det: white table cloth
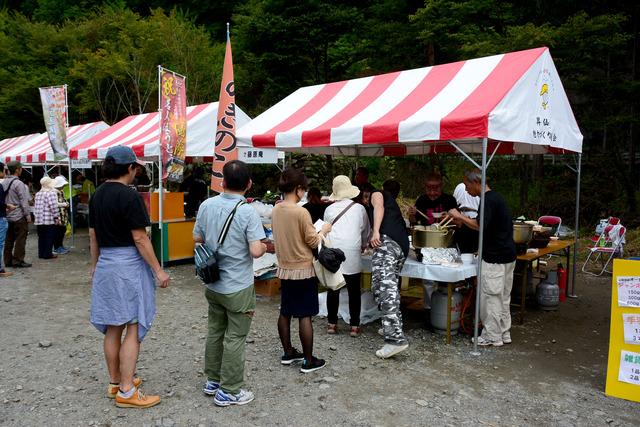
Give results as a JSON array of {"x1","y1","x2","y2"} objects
[{"x1": 361, "y1": 253, "x2": 477, "y2": 282}]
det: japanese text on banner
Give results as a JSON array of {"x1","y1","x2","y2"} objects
[
  {"x1": 39, "y1": 86, "x2": 68, "y2": 155},
  {"x1": 159, "y1": 70, "x2": 187, "y2": 183},
  {"x1": 617, "y1": 276, "x2": 640, "y2": 307},
  {"x1": 211, "y1": 30, "x2": 237, "y2": 192}
]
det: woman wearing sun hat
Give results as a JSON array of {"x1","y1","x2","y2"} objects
[
  {"x1": 52, "y1": 175, "x2": 70, "y2": 254},
  {"x1": 323, "y1": 175, "x2": 371, "y2": 337},
  {"x1": 33, "y1": 176, "x2": 60, "y2": 259}
]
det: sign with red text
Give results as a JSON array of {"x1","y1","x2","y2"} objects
[
  {"x1": 618, "y1": 276, "x2": 640, "y2": 307},
  {"x1": 159, "y1": 69, "x2": 187, "y2": 183}
]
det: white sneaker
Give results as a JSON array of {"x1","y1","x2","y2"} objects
[
  {"x1": 375, "y1": 343, "x2": 409, "y2": 359},
  {"x1": 213, "y1": 389, "x2": 254, "y2": 406},
  {"x1": 502, "y1": 332, "x2": 512, "y2": 344},
  {"x1": 472, "y1": 336, "x2": 503, "y2": 347}
]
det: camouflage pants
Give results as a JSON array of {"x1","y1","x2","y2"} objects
[{"x1": 372, "y1": 235, "x2": 408, "y2": 345}]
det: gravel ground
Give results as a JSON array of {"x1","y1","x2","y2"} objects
[{"x1": 1, "y1": 231, "x2": 639, "y2": 427}]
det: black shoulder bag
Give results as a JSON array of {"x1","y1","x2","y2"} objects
[
  {"x1": 194, "y1": 200, "x2": 245, "y2": 284},
  {"x1": 316, "y1": 201, "x2": 357, "y2": 273}
]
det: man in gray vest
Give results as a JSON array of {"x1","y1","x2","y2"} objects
[{"x1": 3, "y1": 161, "x2": 32, "y2": 268}]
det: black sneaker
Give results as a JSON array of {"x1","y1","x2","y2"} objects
[
  {"x1": 281, "y1": 348, "x2": 305, "y2": 365},
  {"x1": 13, "y1": 261, "x2": 31, "y2": 268},
  {"x1": 300, "y1": 357, "x2": 326, "y2": 373}
]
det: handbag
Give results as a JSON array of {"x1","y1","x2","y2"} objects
[
  {"x1": 194, "y1": 200, "x2": 245, "y2": 284},
  {"x1": 313, "y1": 201, "x2": 357, "y2": 290},
  {"x1": 313, "y1": 236, "x2": 346, "y2": 291},
  {"x1": 316, "y1": 201, "x2": 356, "y2": 272}
]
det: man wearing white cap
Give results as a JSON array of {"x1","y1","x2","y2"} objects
[{"x1": 53, "y1": 176, "x2": 70, "y2": 254}]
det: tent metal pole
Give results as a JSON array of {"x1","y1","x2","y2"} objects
[
  {"x1": 472, "y1": 137, "x2": 488, "y2": 356},
  {"x1": 569, "y1": 153, "x2": 581, "y2": 298},
  {"x1": 486, "y1": 142, "x2": 501, "y2": 169},
  {"x1": 449, "y1": 141, "x2": 481, "y2": 169},
  {"x1": 159, "y1": 159, "x2": 164, "y2": 268},
  {"x1": 67, "y1": 158, "x2": 75, "y2": 248}
]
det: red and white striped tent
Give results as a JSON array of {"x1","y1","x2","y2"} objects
[
  {"x1": 237, "y1": 47, "x2": 584, "y2": 353},
  {"x1": 2, "y1": 121, "x2": 109, "y2": 164},
  {"x1": 69, "y1": 102, "x2": 251, "y2": 160},
  {"x1": 0, "y1": 133, "x2": 42, "y2": 160},
  {"x1": 237, "y1": 47, "x2": 582, "y2": 155}
]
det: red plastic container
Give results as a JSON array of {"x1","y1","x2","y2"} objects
[{"x1": 557, "y1": 263, "x2": 567, "y2": 302}]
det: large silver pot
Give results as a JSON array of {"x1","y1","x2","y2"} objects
[
  {"x1": 412, "y1": 226, "x2": 455, "y2": 248},
  {"x1": 513, "y1": 222, "x2": 534, "y2": 244}
]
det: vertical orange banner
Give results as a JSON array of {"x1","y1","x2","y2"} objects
[
  {"x1": 159, "y1": 69, "x2": 187, "y2": 183},
  {"x1": 211, "y1": 29, "x2": 237, "y2": 192}
]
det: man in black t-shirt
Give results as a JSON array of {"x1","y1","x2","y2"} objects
[
  {"x1": 448, "y1": 169, "x2": 516, "y2": 347},
  {"x1": 409, "y1": 172, "x2": 457, "y2": 226},
  {"x1": 369, "y1": 180, "x2": 409, "y2": 359},
  {"x1": 302, "y1": 187, "x2": 327, "y2": 223}
]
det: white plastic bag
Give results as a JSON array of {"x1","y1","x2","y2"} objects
[{"x1": 313, "y1": 237, "x2": 346, "y2": 291}]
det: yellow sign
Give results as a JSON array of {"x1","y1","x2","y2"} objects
[{"x1": 605, "y1": 259, "x2": 640, "y2": 402}]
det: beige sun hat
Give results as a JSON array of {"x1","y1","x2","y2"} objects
[
  {"x1": 40, "y1": 176, "x2": 55, "y2": 191},
  {"x1": 329, "y1": 175, "x2": 360, "y2": 201}
]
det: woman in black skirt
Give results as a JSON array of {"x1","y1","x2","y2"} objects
[{"x1": 271, "y1": 169, "x2": 332, "y2": 373}]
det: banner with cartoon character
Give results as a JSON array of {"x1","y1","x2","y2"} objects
[
  {"x1": 39, "y1": 85, "x2": 68, "y2": 155},
  {"x1": 211, "y1": 26, "x2": 237, "y2": 192},
  {"x1": 159, "y1": 68, "x2": 187, "y2": 183}
]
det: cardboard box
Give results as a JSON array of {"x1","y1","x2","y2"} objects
[{"x1": 255, "y1": 278, "x2": 280, "y2": 297}]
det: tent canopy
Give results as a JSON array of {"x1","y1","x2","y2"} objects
[
  {"x1": 2, "y1": 121, "x2": 109, "y2": 164},
  {"x1": 237, "y1": 47, "x2": 582, "y2": 156},
  {"x1": 0, "y1": 133, "x2": 42, "y2": 160},
  {"x1": 70, "y1": 102, "x2": 251, "y2": 160}
]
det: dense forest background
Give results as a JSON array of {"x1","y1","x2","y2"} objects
[{"x1": 0, "y1": 0, "x2": 638, "y2": 227}]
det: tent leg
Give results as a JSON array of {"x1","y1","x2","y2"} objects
[
  {"x1": 68, "y1": 159, "x2": 74, "y2": 248},
  {"x1": 569, "y1": 153, "x2": 581, "y2": 298},
  {"x1": 472, "y1": 137, "x2": 488, "y2": 356}
]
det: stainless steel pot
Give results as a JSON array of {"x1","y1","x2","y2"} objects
[
  {"x1": 412, "y1": 226, "x2": 455, "y2": 248},
  {"x1": 513, "y1": 222, "x2": 534, "y2": 244}
]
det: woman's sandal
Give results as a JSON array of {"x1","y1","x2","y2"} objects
[
  {"x1": 350, "y1": 326, "x2": 361, "y2": 337},
  {"x1": 327, "y1": 323, "x2": 337, "y2": 334}
]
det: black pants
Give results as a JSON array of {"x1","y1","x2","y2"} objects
[
  {"x1": 53, "y1": 225, "x2": 66, "y2": 249},
  {"x1": 37, "y1": 225, "x2": 57, "y2": 259},
  {"x1": 327, "y1": 273, "x2": 361, "y2": 326},
  {"x1": 455, "y1": 225, "x2": 479, "y2": 253}
]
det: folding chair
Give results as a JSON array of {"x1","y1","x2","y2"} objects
[
  {"x1": 590, "y1": 217, "x2": 620, "y2": 245},
  {"x1": 538, "y1": 215, "x2": 562, "y2": 236},
  {"x1": 582, "y1": 224, "x2": 626, "y2": 276}
]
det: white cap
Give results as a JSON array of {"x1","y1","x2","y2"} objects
[{"x1": 53, "y1": 176, "x2": 68, "y2": 188}]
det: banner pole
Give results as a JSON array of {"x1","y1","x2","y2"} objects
[
  {"x1": 64, "y1": 84, "x2": 69, "y2": 128},
  {"x1": 68, "y1": 158, "x2": 74, "y2": 248},
  {"x1": 157, "y1": 65, "x2": 164, "y2": 267}
]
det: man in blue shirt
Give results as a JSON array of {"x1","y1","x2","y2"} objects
[{"x1": 193, "y1": 160, "x2": 266, "y2": 406}]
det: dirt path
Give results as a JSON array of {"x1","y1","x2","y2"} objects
[{"x1": 1, "y1": 231, "x2": 639, "y2": 426}]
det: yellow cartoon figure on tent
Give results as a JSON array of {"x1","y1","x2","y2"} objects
[{"x1": 540, "y1": 83, "x2": 550, "y2": 110}]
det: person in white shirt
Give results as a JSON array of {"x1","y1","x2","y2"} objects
[
  {"x1": 453, "y1": 181, "x2": 480, "y2": 219},
  {"x1": 323, "y1": 175, "x2": 371, "y2": 337},
  {"x1": 453, "y1": 176, "x2": 480, "y2": 253}
]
